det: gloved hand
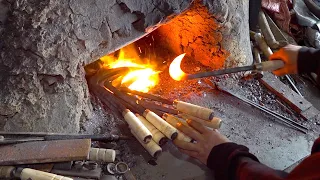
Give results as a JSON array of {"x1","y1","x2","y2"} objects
[
  {"x1": 173, "y1": 120, "x2": 230, "y2": 165},
  {"x1": 269, "y1": 45, "x2": 302, "y2": 76}
]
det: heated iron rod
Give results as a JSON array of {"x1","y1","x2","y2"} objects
[
  {"x1": 119, "y1": 87, "x2": 174, "y2": 105},
  {"x1": 104, "y1": 82, "x2": 146, "y2": 114},
  {"x1": 138, "y1": 100, "x2": 178, "y2": 115}
]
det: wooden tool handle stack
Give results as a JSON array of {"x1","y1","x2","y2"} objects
[{"x1": 128, "y1": 99, "x2": 222, "y2": 159}]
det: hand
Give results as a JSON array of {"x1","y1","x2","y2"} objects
[
  {"x1": 269, "y1": 45, "x2": 302, "y2": 76},
  {"x1": 173, "y1": 120, "x2": 230, "y2": 165}
]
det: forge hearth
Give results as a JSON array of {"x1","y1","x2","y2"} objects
[{"x1": 0, "y1": 0, "x2": 252, "y2": 133}]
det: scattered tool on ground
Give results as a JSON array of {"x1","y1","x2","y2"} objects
[{"x1": 218, "y1": 86, "x2": 308, "y2": 133}]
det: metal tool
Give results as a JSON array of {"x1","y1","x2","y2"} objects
[
  {"x1": 0, "y1": 132, "x2": 130, "y2": 143},
  {"x1": 169, "y1": 53, "x2": 284, "y2": 80},
  {"x1": 185, "y1": 61, "x2": 284, "y2": 80},
  {"x1": 220, "y1": 88, "x2": 308, "y2": 133},
  {"x1": 0, "y1": 137, "x2": 45, "y2": 145}
]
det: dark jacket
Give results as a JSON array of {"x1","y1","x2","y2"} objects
[{"x1": 207, "y1": 47, "x2": 320, "y2": 180}]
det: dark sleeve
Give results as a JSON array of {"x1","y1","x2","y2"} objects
[
  {"x1": 297, "y1": 47, "x2": 320, "y2": 75},
  {"x1": 207, "y1": 143, "x2": 287, "y2": 180},
  {"x1": 207, "y1": 138, "x2": 320, "y2": 180}
]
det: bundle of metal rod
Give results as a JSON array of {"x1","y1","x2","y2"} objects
[
  {"x1": 119, "y1": 87, "x2": 223, "y2": 128},
  {"x1": 227, "y1": 92, "x2": 308, "y2": 133},
  {"x1": 119, "y1": 87, "x2": 174, "y2": 105},
  {"x1": 89, "y1": 66, "x2": 224, "y2": 159}
]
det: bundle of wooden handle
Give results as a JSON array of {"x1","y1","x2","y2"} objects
[{"x1": 87, "y1": 67, "x2": 223, "y2": 158}]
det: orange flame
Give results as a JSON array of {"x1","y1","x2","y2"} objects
[
  {"x1": 169, "y1": 53, "x2": 187, "y2": 81},
  {"x1": 100, "y1": 45, "x2": 160, "y2": 93}
]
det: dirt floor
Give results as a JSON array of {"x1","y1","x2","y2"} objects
[{"x1": 82, "y1": 51, "x2": 320, "y2": 179}]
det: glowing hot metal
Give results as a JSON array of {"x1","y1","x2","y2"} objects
[{"x1": 169, "y1": 54, "x2": 284, "y2": 81}]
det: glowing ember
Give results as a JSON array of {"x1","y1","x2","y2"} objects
[
  {"x1": 169, "y1": 53, "x2": 187, "y2": 81},
  {"x1": 100, "y1": 47, "x2": 160, "y2": 93}
]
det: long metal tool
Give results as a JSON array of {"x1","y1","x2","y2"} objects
[
  {"x1": 169, "y1": 53, "x2": 284, "y2": 81},
  {"x1": 228, "y1": 92, "x2": 308, "y2": 133},
  {"x1": 0, "y1": 132, "x2": 130, "y2": 142},
  {"x1": 185, "y1": 61, "x2": 284, "y2": 80}
]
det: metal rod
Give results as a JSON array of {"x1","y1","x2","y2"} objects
[
  {"x1": 119, "y1": 87, "x2": 173, "y2": 105},
  {"x1": 0, "y1": 137, "x2": 45, "y2": 145},
  {"x1": 104, "y1": 82, "x2": 146, "y2": 114},
  {"x1": 240, "y1": 95, "x2": 308, "y2": 129},
  {"x1": 138, "y1": 100, "x2": 178, "y2": 115},
  {"x1": 285, "y1": 75, "x2": 303, "y2": 97},
  {"x1": 222, "y1": 89, "x2": 308, "y2": 130},
  {"x1": 186, "y1": 65, "x2": 255, "y2": 79},
  {"x1": 234, "y1": 95, "x2": 308, "y2": 133},
  {"x1": 44, "y1": 134, "x2": 130, "y2": 141}
]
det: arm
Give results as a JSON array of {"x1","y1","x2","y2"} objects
[
  {"x1": 173, "y1": 120, "x2": 288, "y2": 180},
  {"x1": 270, "y1": 45, "x2": 320, "y2": 79},
  {"x1": 297, "y1": 47, "x2": 320, "y2": 77},
  {"x1": 207, "y1": 142, "x2": 287, "y2": 180}
]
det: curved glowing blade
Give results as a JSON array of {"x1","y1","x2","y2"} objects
[{"x1": 169, "y1": 53, "x2": 187, "y2": 81}]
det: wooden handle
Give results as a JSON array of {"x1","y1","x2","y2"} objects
[
  {"x1": 178, "y1": 114, "x2": 222, "y2": 129},
  {"x1": 20, "y1": 168, "x2": 73, "y2": 180},
  {"x1": 162, "y1": 114, "x2": 192, "y2": 142},
  {"x1": 143, "y1": 110, "x2": 178, "y2": 140},
  {"x1": 136, "y1": 115, "x2": 167, "y2": 146},
  {"x1": 123, "y1": 110, "x2": 152, "y2": 143},
  {"x1": 131, "y1": 130, "x2": 162, "y2": 158},
  {"x1": 0, "y1": 166, "x2": 14, "y2": 178},
  {"x1": 261, "y1": 60, "x2": 285, "y2": 72},
  {"x1": 174, "y1": 100, "x2": 214, "y2": 120},
  {"x1": 88, "y1": 148, "x2": 116, "y2": 163}
]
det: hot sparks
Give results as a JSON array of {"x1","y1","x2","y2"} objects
[{"x1": 100, "y1": 46, "x2": 160, "y2": 93}]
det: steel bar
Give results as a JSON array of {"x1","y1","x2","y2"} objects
[
  {"x1": 119, "y1": 87, "x2": 173, "y2": 105},
  {"x1": 92, "y1": 85, "x2": 125, "y2": 116},
  {"x1": 0, "y1": 137, "x2": 45, "y2": 145},
  {"x1": 232, "y1": 92, "x2": 307, "y2": 129},
  {"x1": 186, "y1": 65, "x2": 254, "y2": 79},
  {"x1": 285, "y1": 75, "x2": 303, "y2": 97},
  {"x1": 104, "y1": 82, "x2": 145, "y2": 114},
  {"x1": 138, "y1": 100, "x2": 178, "y2": 115},
  {"x1": 234, "y1": 95, "x2": 308, "y2": 133},
  {"x1": 91, "y1": 67, "x2": 131, "y2": 85},
  {"x1": 44, "y1": 134, "x2": 130, "y2": 141}
]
